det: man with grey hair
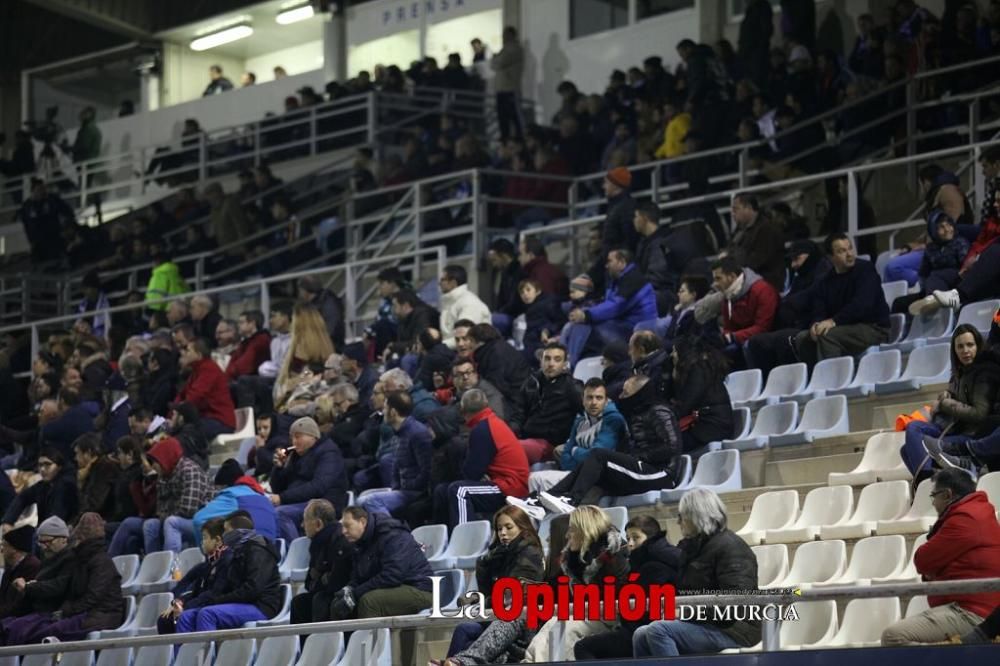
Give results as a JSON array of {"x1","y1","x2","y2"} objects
[
  {"x1": 380, "y1": 367, "x2": 438, "y2": 423},
  {"x1": 432, "y1": 388, "x2": 529, "y2": 530},
  {"x1": 633, "y1": 487, "x2": 760, "y2": 657},
  {"x1": 290, "y1": 498, "x2": 354, "y2": 625},
  {"x1": 212, "y1": 319, "x2": 238, "y2": 371},
  {"x1": 537, "y1": 374, "x2": 681, "y2": 516},
  {"x1": 330, "y1": 383, "x2": 370, "y2": 456},
  {"x1": 166, "y1": 299, "x2": 190, "y2": 327},
  {"x1": 189, "y1": 294, "x2": 222, "y2": 347}
]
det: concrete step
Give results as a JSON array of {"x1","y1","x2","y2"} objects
[{"x1": 765, "y1": 451, "x2": 864, "y2": 487}]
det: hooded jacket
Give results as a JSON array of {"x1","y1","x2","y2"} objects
[
  {"x1": 145, "y1": 261, "x2": 189, "y2": 310},
  {"x1": 440, "y1": 284, "x2": 492, "y2": 348},
  {"x1": 508, "y1": 371, "x2": 582, "y2": 446},
  {"x1": 721, "y1": 268, "x2": 779, "y2": 344},
  {"x1": 56, "y1": 538, "x2": 125, "y2": 631},
  {"x1": 920, "y1": 211, "x2": 971, "y2": 277},
  {"x1": 938, "y1": 349, "x2": 1000, "y2": 436},
  {"x1": 186, "y1": 529, "x2": 283, "y2": 618},
  {"x1": 270, "y1": 437, "x2": 348, "y2": 514},
  {"x1": 78, "y1": 456, "x2": 120, "y2": 520},
  {"x1": 616, "y1": 379, "x2": 681, "y2": 478},
  {"x1": 472, "y1": 338, "x2": 533, "y2": 409},
  {"x1": 915, "y1": 490, "x2": 1000, "y2": 617},
  {"x1": 464, "y1": 407, "x2": 530, "y2": 498},
  {"x1": 175, "y1": 358, "x2": 236, "y2": 429},
  {"x1": 622, "y1": 533, "x2": 682, "y2": 632},
  {"x1": 676, "y1": 529, "x2": 761, "y2": 646},
  {"x1": 148, "y1": 437, "x2": 212, "y2": 519},
  {"x1": 560, "y1": 401, "x2": 629, "y2": 470},
  {"x1": 391, "y1": 416, "x2": 434, "y2": 493},
  {"x1": 585, "y1": 263, "x2": 658, "y2": 328},
  {"x1": 672, "y1": 363, "x2": 735, "y2": 447},
  {"x1": 350, "y1": 512, "x2": 434, "y2": 600},
  {"x1": 192, "y1": 476, "x2": 278, "y2": 544}
]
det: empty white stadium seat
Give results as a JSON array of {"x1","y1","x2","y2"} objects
[
  {"x1": 781, "y1": 600, "x2": 839, "y2": 650},
  {"x1": 279, "y1": 536, "x2": 311, "y2": 582},
  {"x1": 725, "y1": 369, "x2": 763, "y2": 405},
  {"x1": 769, "y1": 395, "x2": 849, "y2": 447},
  {"x1": 112, "y1": 554, "x2": 139, "y2": 589},
  {"x1": 746, "y1": 363, "x2": 808, "y2": 409},
  {"x1": 135, "y1": 645, "x2": 172, "y2": 666},
  {"x1": 819, "y1": 480, "x2": 911, "y2": 540},
  {"x1": 174, "y1": 642, "x2": 213, "y2": 666},
  {"x1": 929, "y1": 299, "x2": 999, "y2": 343},
  {"x1": 876, "y1": 343, "x2": 951, "y2": 394},
  {"x1": 730, "y1": 407, "x2": 752, "y2": 440},
  {"x1": 296, "y1": 632, "x2": 344, "y2": 666},
  {"x1": 177, "y1": 547, "x2": 205, "y2": 578},
  {"x1": 751, "y1": 544, "x2": 789, "y2": 588},
  {"x1": 886, "y1": 308, "x2": 954, "y2": 353},
  {"x1": 828, "y1": 431, "x2": 911, "y2": 486},
  {"x1": 123, "y1": 550, "x2": 173, "y2": 595},
  {"x1": 428, "y1": 520, "x2": 491, "y2": 570},
  {"x1": 661, "y1": 450, "x2": 742, "y2": 502},
  {"x1": 775, "y1": 540, "x2": 847, "y2": 588},
  {"x1": 813, "y1": 535, "x2": 908, "y2": 587},
  {"x1": 735, "y1": 490, "x2": 799, "y2": 545},
  {"x1": 604, "y1": 506, "x2": 628, "y2": 532},
  {"x1": 372, "y1": 627, "x2": 393, "y2": 666},
  {"x1": 573, "y1": 357, "x2": 604, "y2": 382},
  {"x1": 831, "y1": 349, "x2": 901, "y2": 398},
  {"x1": 872, "y1": 533, "x2": 927, "y2": 584},
  {"x1": 337, "y1": 630, "x2": 374, "y2": 666},
  {"x1": 886, "y1": 313, "x2": 907, "y2": 345},
  {"x1": 905, "y1": 595, "x2": 930, "y2": 618},
  {"x1": 215, "y1": 638, "x2": 255, "y2": 666},
  {"x1": 882, "y1": 280, "x2": 909, "y2": 308},
  {"x1": 978, "y1": 471, "x2": 1000, "y2": 510},
  {"x1": 723, "y1": 402, "x2": 798, "y2": 451},
  {"x1": 101, "y1": 592, "x2": 171, "y2": 638},
  {"x1": 95, "y1": 648, "x2": 131, "y2": 666},
  {"x1": 823, "y1": 597, "x2": 901, "y2": 648},
  {"x1": 88, "y1": 595, "x2": 135, "y2": 639},
  {"x1": 876, "y1": 478, "x2": 937, "y2": 535},
  {"x1": 420, "y1": 568, "x2": 464, "y2": 615},
  {"x1": 212, "y1": 406, "x2": 255, "y2": 451},
  {"x1": 765, "y1": 485, "x2": 854, "y2": 543},
  {"x1": 257, "y1": 636, "x2": 299, "y2": 666},
  {"x1": 412, "y1": 524, "x2": 449, "y2": 561},
  {"x1": 788, "y1": 356, "x2": 855, "y2": 402},
  {"x1": 55, "y1": 653, "x2": 94, "y2": 666}
]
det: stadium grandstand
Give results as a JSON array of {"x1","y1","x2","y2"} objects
[{"x1": 0, "y1": 0, "x2": 999, "y2": 664}]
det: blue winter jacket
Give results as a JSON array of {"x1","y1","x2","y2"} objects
[
  {"x1": 584, "y1": 263, "x2": 658, "y2": 327},
  {"x1": 390, "y1": 417, "x2": 434, "y2": 493},
  {"x1": 192, "y1": 476, "x2": 278, "y2": 545},
  {"x1": 560, "y1": 401, "x2": 629, "y2": 471}
]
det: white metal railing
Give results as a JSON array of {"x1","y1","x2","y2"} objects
[
  {"x1": 0, "y1": 577, "x2": 996, "y2": 658},
  {"x1": 0, "y1": 246, "x2": 448, "y2": 365},
  {"x1": 0, "y1": 86, "x2": 488, "y2": 220}
]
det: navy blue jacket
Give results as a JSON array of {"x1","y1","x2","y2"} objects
[
  {"x1": 390, "y1": 416, "x2": 433, "y2": 493},
  {"x1": 810, "y1": 260, "x2": 890, "y2": 329},
  {"x1": 350, "y1": 513, "x2": 433, "y2": 600},
  {"x1": 270, "y1": 437, "x2": 348, "y2": 515},
  {"x1": 41, "y1": 404, "x2": 94, "y2": 459}
]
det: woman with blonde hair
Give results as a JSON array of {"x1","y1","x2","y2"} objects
[
  {"x1": 439, "y1": 505, "x2": 628, "y2": 665},
  {"x1": 273, "y1": 304, "x2": 334, "y2": 407}
]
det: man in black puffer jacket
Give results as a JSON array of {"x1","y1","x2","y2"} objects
[
  {"x1": 176, "y1": 515, "x2": 282, "y2": 632},
  {"x1": 508, "y1": 342, "x2": 582, "y2": 464},
  {"x1": 633, "y1": 487, "x2": 760, "y2": 657},
  {"x1": 468, "y1": 323, "x2": 532, "y2": 412},
  {"x1": 330, "y1": 507, "x2": 434, "y2": 619},
  {"x1": 537, "y1": 374, "x2": 681, "y2": 514},
  {"x1": 291, "y1": 499, "x2": 354, "y2": 624}
]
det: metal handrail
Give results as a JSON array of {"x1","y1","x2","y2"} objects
[{"x1": 0, "y1": 577, "x2": 996, "y2": 657}]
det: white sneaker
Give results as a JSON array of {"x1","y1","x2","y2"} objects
[
  {"x1": 506, "y1": 495, "x2": 546, "y2": 521},
  {"x1": 908, "y1": 294, "x2": 937, "y2": 316},
  {"x1": 932, "y1": 289, "x2": 961, "y2": 311},
  {"x1": 539, "y1": 491, "x2": 577, "y2": 515}
]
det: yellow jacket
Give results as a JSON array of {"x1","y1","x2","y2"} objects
[{"x1": 654, "y1": 113, "x2": 692, "y2": 159}]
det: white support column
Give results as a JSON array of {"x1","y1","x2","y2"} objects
[{"x1": 323, "y1": 12, "x2": 348, "y2": 83}]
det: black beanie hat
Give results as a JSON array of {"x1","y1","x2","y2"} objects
[
  {"x1": 3, "y1": 525, "x2": 34, "y2": 553},
  {"x1": 214, "y1": 458, "x2": 244, "y2": 487}
]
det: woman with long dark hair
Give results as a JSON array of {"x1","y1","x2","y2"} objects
[
  {"x1": 670, "y1": 336, "x2": 735, "y2": 454},
  {"x1": 441, "y1": 505, "x2": 545, "y2": 658},
  {"x1": 902, "y1": 323, "x2": 1000, "y2": 480}
]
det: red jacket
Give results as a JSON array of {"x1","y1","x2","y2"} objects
[
  {"x1": 464, "y1": 407, "x2": 530, "y2": 499},
  {"x1": 226, "y1": 331, "x2": 272, "y2": 380},
  {"x1": 962, "y1": 216, "x2": 1000, "y2": 271},
  {"x1": 176, "y1": 358, "x2": 236, "y2": 429},
  {"x1": 722, "y1": 270, "x2": 779, "y2": 344},
  {"x1": 914, "y1": 490, "x2": 1000, "y2": 617}
]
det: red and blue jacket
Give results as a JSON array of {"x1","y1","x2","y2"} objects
[
  {"x1": 464, "y1": 407, "x2": 529, "y2": 498},
  {"x1": 192, "y1": 476, "x2": 278, "y2": 545}
]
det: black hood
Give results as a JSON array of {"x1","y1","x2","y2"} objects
[{"x1": 616, "y1": 377, "x2": 662, "y2": 418}]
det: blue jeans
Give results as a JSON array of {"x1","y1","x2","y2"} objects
[
  {"x1": 900, "y1": 421, "x2": 968, "y2": 476},
  {"x1": 176, "y1": 603, "x2": 267, "y2": 632},
  {"x1": 884, "y1": 250, "x2": 924, "y2": 286},
  {"x1": 492, "y1": 313, "x2": 513, "y2": 337},
  {"x1": 448, "y1": 621, "x2": 487, "y2": 657},
  {"x1": 276, "y1": 502, "x2": 308, "y2": 543},
  {"x1": 632, "y1": 620, "x2": 741, "y2": 657},
  {"x1": 561, "y1": 320, "x2": 634, "y2": 367},
  {"x1": 143, "y1": 516, "x2": 195, "y2": 553},
  {"x1": 358, "y1": 489, "x2": 421, "y2": 517},
  {"x1": 109, "y1": 516, "x2": 144, "y2": 556},
  {"x1": 400, "y1": 353, "x2": 420, "y2": 380},
  {"x1": 352, "y1": 456, "x2": 394, "y2": 491}
]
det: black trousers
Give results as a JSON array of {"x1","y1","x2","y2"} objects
[
  {"x1": 959, "y1": 244, "x2": 1000, "y2": 302},
  {"x1": 496, "y1": 92, "x2": 523, "y2": 141},
  {"x1": 574, "y1": 626, "x2": 635, "y2": 660},
  {"x1": 745, "y1": 328, "x2": 801, "y2": 376},
  {"x1": 548, "y1": 448, "x2": 675, "y2": 505},
  {"x1": 290, "y1": 590, "x2": 333, "y2": 625}
]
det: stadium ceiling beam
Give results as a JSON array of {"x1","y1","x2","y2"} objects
[{"x1": 20, "y1": 0, "x2": 153, "y2": 40}]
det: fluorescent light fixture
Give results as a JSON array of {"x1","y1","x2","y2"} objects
[
  {"x1": 190, "y1": 23, "x2": 253, "y2": 51},
  {"x1": 276, "y1": 4, "x2": 315, "y2": 24}
]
